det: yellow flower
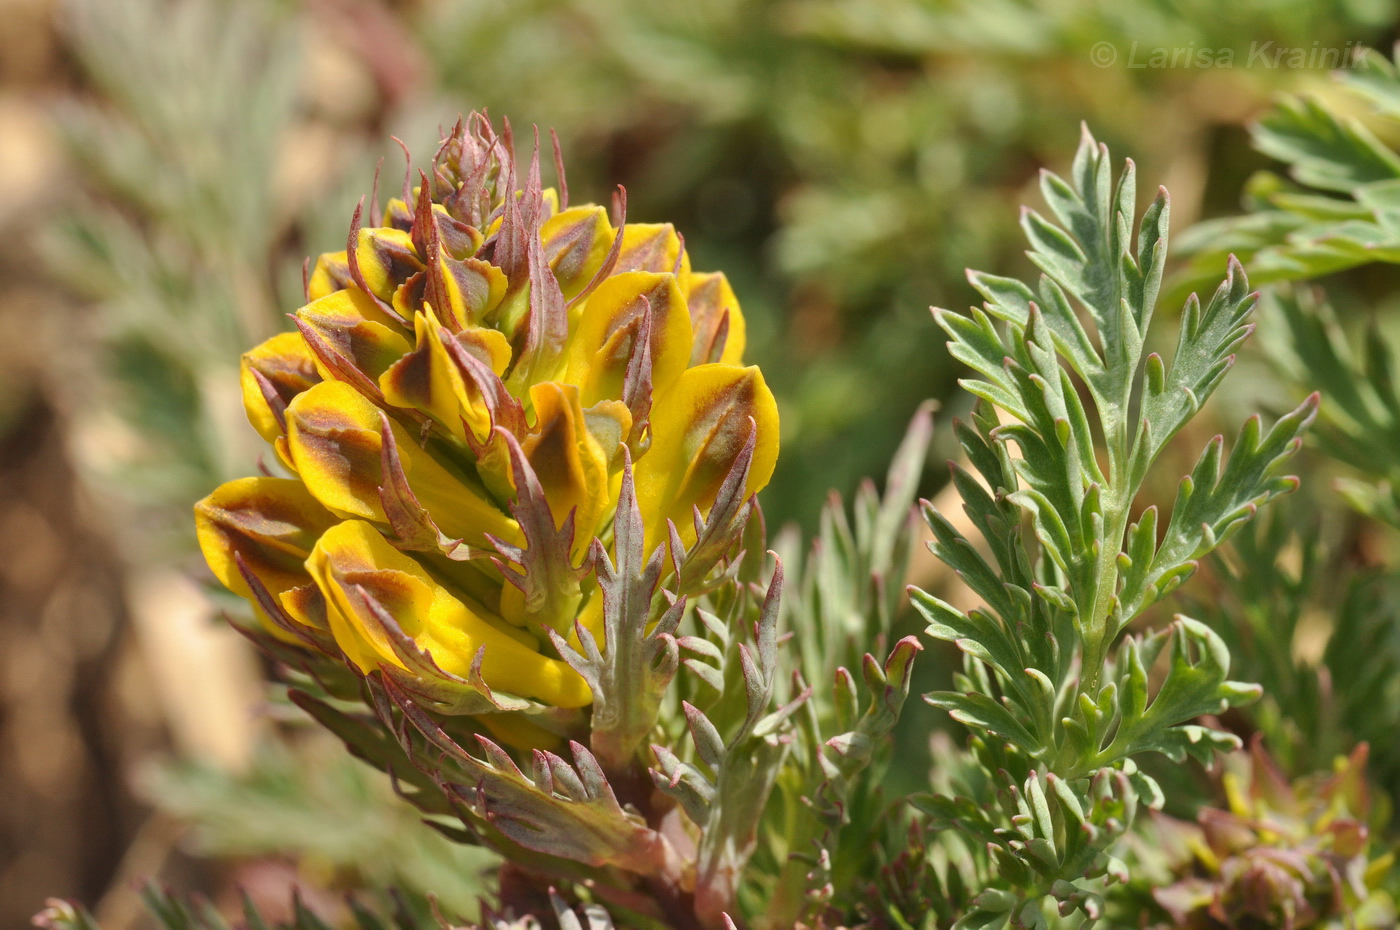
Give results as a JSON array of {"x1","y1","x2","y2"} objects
[
  {"x1": 195, "y1": 114, "x2": 779, "y2": 714},
  {"x1": 306, "y1": 520, "x2": 590, "y2": 707}
]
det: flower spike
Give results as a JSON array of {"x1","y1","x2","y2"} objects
[{"x1": 194, "y1": 111, "x2": 784, "y2": 929}]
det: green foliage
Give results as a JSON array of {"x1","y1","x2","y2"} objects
[
  {"x1": 1189, "y1": 58, "x2": 1400, "y2": 521},
  {"x1": 143, "y1": 735, "x2": 497, "y2": 920},
  {"x1": 910, "y1": 127, "x2": 1316, "y2": 924},
  {"x1": 221, "y1": 409, "x2": 933, "y2": 929},
  {"x1": 760, "y1": 406, "x2": 933, "y2": 925},
  {"x1": 32, "y1": 883, "x2": 615, "y2": 930},
  {"x1": 413, "y1": 0, "x2": 1396, "y2": 530},
  {"x1": 46, "y1": 0, "x2": 300, "y2": 536},
  {"x1": 1166, "y1": 38, "x2": 1400, "y2": 809},
  {"x1": 1174, "y1": 48, "x2": 1400, "y2": 299},
  {"x1": 34, "y1": 888, "x2": 341, "y2": 930},
  {"x1": 1183, "y1": 508, "x2": 1400, "y2": 786},
  {"x1": 46, "y1": 0, "x2": 392, "y2": 541},
  {"x1": 1263, "y1": 284, "x2": 1400, "y2": 526}
]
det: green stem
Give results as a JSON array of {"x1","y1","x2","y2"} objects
[{"x1": 1082, "y1": 427, "x2": 1133, "y2": 698}]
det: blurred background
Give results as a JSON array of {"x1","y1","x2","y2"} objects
[{"x1": 3, "y1": 0, "x2": 1399, "y2": 926}]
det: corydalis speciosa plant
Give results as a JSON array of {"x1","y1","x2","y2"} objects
[
  {"x1": 198, "y1": 112, "x2": 779, "y2": 719},
  {"x1": 191, "y1": 113, "x2": 928, "y2": 930},
  {"x1": 910, "y1": 127, "x2": 1319, "y2": 927},
  {"x1": 195, "y1": 112, "x2": 780, "y2": 921}
]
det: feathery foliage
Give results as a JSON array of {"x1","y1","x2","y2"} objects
[
  {"x1": 910, "y1": 127, "x2": 1317, "y2": 926},
  {"x1": 46, "y1": 0, "x2": 300, "y2": 525},
  {"x1": 1261, "y1": 284, "x2": 1400, "y2": 528},
  {"x1": 1174, "y1": 47, "x2": 1400, "y2": 299},
  {"x1": 1181, "y1": 509, "x2": 1400, "y2": 785},
  {"x1": 32, "y1": 884, "x2": 614, "y2": 930}
]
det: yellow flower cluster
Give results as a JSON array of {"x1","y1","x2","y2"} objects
[{"x1": 194, "y1": 118, "x2": 778, "y2": 710}]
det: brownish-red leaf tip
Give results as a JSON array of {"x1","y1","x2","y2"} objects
[
  {"x1": 550, "y1": 128, "x2": 568, "y2": 210},
  {"x1": 388, "y1": 136, "x2": 412, "y2": 204},
  {"x1": 893, "y1": 634, "x2": 924, "y2": 654}
]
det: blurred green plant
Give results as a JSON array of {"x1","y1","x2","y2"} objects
[
  {"x1": 1174, "y1": 48, "x2": 1400, "y2": 298},
  {"x1": 1164, "y1": 50, "x2": 1400, "y2": 526},
  {"x1": 143, "y1": 733, "x2": 497, "y2": 921},
  {"x1": 33, "y1": 882, "x2": 612, "y2": 930},
  {"x1": 46, "y1": 0, "x2": 301, "y2": 540},
  {"x1": 1180, "y1": 508, "x2": 1400, "y2": 786},
  {"x1": 407, "y1": 0, "x2": 1396, "y2": 528},
  {"x1": 1257, "y1": 284, "x2": 1400, "y2": 527},
  {"x1": 1166, "y1": 44, "x2": 1400, "y2": 808},
  {"x1": 42, "y1": 0, "x2": 498, "y2": 912},
  {"x1": 1121, "y1": 739, "x2": 1396, "y2": 929}
]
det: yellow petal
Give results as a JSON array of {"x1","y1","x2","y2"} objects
[
  {"x1": 308, "y1": 520, "x2": 591, "y2": 706},
  {"x1": 240, "y1": 332, "x2": 322, "y2": 443},
  {"x1": 572, "y1": 591, "x2": 606, "y2": 652},
  {"x1": 583, "y1": 399, "x2": 633, "y2": 471},
  {"x1": 443, "y1": 257, "x2": 509, "y2": 326},
  {"x1": 633, "y1": 364, "x2": 779, "y2": 552},
  {"x1": 685, "y1": 271, "x2": 746, "y2": 366},
  {"x1": 354, "y1": 226, "x2": 423, "y2": 303},
  {"x1": 616, "y1": 223, "x2": 690, "y2": 277},
  {"x1": 308, "y1": 250, "x2": 352, "y2": 301},
  {"x1": 563, "y1": 271, "x2": 693, "y2": 405},
  {"x1": 381, "y1": 197, "x2": 413, "y2": 230},
  {"x1": 284, "y1": 380, "x2": 518, "y2": 547},
  {"x1": 431, "y1": 203, "x2": 485, "y2": 259},
  {"x1": 274, "y1": 435, "x2": 296, "y2": 474},
  {"x1": 379, "y1": 310, "x2": 509, "y2": 444},
  {"x1": 391, "y1": 256, "x2": 508, "y2": 332},
  {"x1": 542, "y1": 205, "x2": 614, "y2": 299},
  {"x1": 297, "y1": 288, "x2": 412, "y2": 383},
  {"x1": 280, "y1": 582, "x2": 329, "y2": 632},
  {"x1": 457, "y1": 325, "x2": 513, "y2": 375},
  {"x1": 520, "y1": 381, "x2": 612, "y2": 561},
  {"x1": 477, "y1": 712, "x2": 565, "y2": 752},
  {"x1": 194, "y1": 476, "x2": 339, "y2": 637}
]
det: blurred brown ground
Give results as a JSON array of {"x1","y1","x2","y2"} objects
[{"x1": 0, "y1": 1, "x2": 169, "y2": 925}]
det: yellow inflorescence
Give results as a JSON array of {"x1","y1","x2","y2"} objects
[{"x1": 194, "y1": 120, "x2": 778, "y2": 709}]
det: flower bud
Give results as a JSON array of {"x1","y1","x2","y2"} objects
[
  {"x1": 634, "y1": 363, "x2": 779, "y2": 551},
  {"x1": 284, "y1": 380, "x2": 518, "y2": 547},
  {"x1": 616, "y1": 222, "x2": 689, "y2": 275},
  {"x1": 542, "y1": 205, "x2": 615, "y2": 299},
  {"x1": 379, "y1": 309, "x2": 511, "y2": 444},
  {"x1": 564, "y1": 271, "x2": 692, "y2": 406},
  {"x1": 308, "y1": 520, "x2": 591, "y2": 706},
  {"x1": 194, "y1": 477, "x2": 338, "y2": 638},
  {"x1": 518, "y1": 381, "x2": 611, "y2": 560},
  {"x1": 240, "y1": 332, "x2": 321, "y2": 443},
  {"x1": 297, "y1": 288, "x2": 412, "y2": 383},
  {"x1": 685, "y1": 271, "x2": 745, "y2": 366}
]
